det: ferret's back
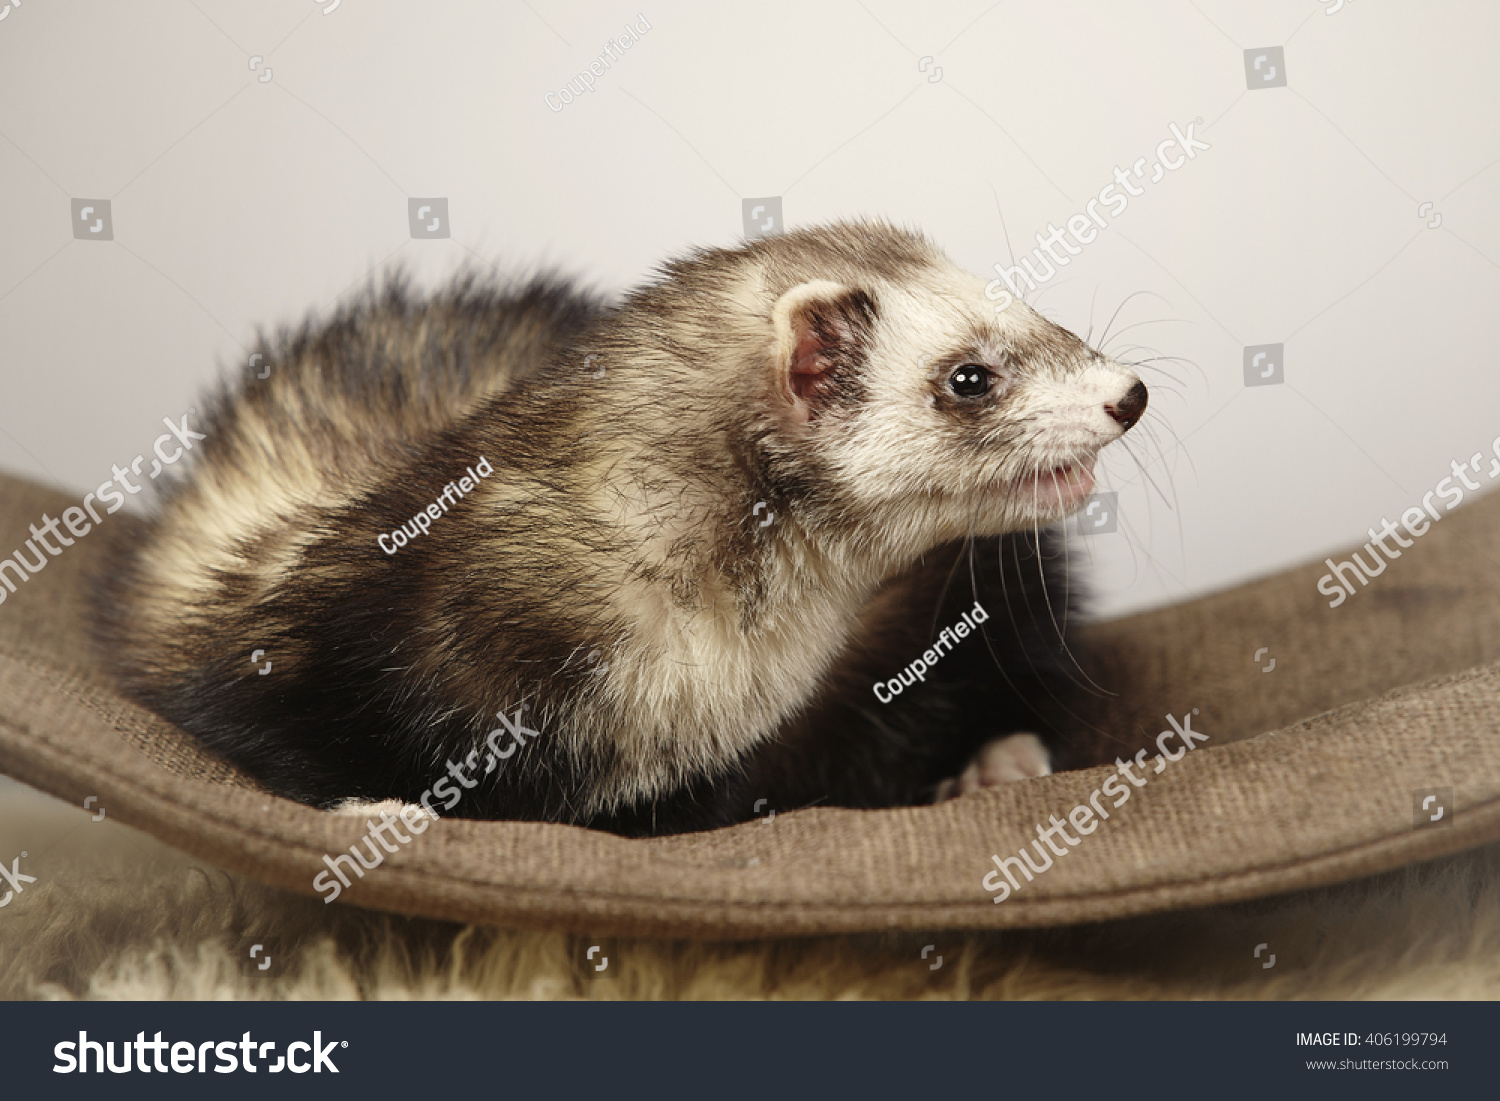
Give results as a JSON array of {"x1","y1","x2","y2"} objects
[{"x1": 90, "y1": 271, "x2": 602, "y2": 710}]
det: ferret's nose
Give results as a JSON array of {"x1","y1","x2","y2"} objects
[{"x1": 1105, "y1": 380, "x2": 1148, "y2": 432}]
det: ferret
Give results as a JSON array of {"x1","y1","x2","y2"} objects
[{"x1": 90, "y1": 220, "x2": 1147, "y2": 837}]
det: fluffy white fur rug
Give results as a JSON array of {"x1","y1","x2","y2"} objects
[{"x1": 3, "y1": 779, "x2": 1497, "y2": 1000}]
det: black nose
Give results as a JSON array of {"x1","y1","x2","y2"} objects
[{"x1": 1105, "y1": 380, "x2": 1148, "y2": 432}]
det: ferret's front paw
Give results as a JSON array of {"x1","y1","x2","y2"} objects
[
  {"x1": 328, "y1": 797, "x2": 428, "y2": 820},
  {"x1": 932, "y1": 732, "x2": 1051, "y2": 802}
]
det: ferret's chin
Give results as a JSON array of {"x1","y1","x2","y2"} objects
[
  {"x1": 988, "y1": 460, "x2": 1096, "y2": 519},
  {"x1": 1025, "y1": 461, "x2": 1097, "y2": 509}
]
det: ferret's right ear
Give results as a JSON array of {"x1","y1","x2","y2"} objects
[{"x1": 770, "y1": 280, "x2": 877, "y2": 425}]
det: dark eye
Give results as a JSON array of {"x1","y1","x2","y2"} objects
[{"x1": 948, "y1": 365, "x2": 990, "y2": 398}]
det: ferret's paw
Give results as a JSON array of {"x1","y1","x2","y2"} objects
[
  {"x1": 328, "y1": 797, "x2": 427, "y2": 819},
  {"x1": 933, "y1": 732, "x2": 1051, "y2": 802}
]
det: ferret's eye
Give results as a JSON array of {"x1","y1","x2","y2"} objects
[{"x1": 948, "y1": 365, "x2": 990, "y2": 398}]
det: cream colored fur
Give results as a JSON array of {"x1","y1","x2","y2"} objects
[{"x1": 4, "y1": 781, "x2": 1499, "y2": 1001}]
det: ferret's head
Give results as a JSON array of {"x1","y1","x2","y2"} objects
[{"x1": 734, "y1": 221, "x2": 1146, "y2": 559}]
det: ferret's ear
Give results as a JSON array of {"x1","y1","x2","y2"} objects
[{"x1": 770, "y1": 280, "x2": 877, "y2": 424}]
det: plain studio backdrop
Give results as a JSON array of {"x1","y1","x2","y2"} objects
[{"x1": 1, "y1": 0, "x2": 1498, "y2": 621}]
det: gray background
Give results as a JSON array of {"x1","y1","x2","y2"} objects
[{"x1": 2, "y1": 0, "x2": 1498, "y2": 619}]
